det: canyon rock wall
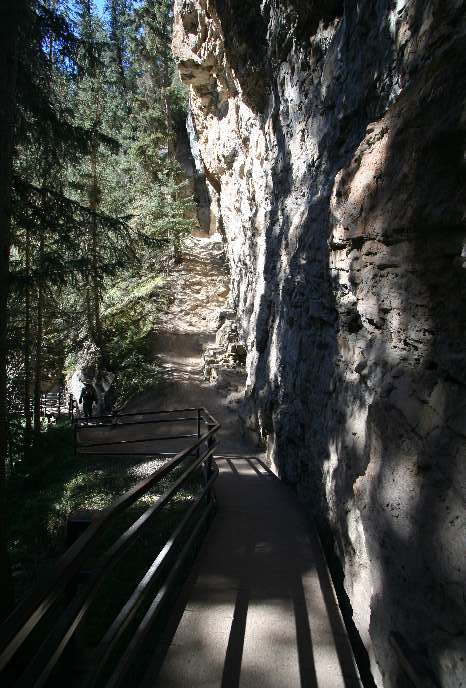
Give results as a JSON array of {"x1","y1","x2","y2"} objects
[
  {"x1": 173, "y1": 1, "x2": 466, "y2": 686},
  {"x1": 175, "y1": 117, "x2": 212, "y2": 233}
]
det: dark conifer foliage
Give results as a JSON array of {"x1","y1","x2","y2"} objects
[
  {"x1": 0, "y1": 0, "x2": 194, "y2": 606},
  {"x1": 0, "y1": 0, "x2": 30, "y2": 623}
]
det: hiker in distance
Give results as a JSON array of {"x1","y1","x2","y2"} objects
[{"x1": 79, "y1": 382, "x2": 97, "y2": 418}]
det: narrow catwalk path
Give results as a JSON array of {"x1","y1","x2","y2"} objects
[
  {"x1": 82, "y1": 234, "x2": 362, "y2": 687},
  {"x1": 144, "y1": 456, "x2": 362, "y2": 688}
]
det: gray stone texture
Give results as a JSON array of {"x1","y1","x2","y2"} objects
[
  {"x1": 173, "y1": 1, "x2": 466, "y2": 686},
  {"x1": 175, "y1": 115, "x2": 212, "y2": 233}
]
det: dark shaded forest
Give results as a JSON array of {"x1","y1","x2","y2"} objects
[{"x1": 0, "y1": 0, "x2": 194, "y2": 619}]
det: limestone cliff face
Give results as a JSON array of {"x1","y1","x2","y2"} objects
[{"x1": 173, "y1": 1, "x2": 466, "y2": 685}]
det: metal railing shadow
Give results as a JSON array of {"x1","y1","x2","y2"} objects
[{"x1": 0, "y1": 407, "x2": 220, "y2": 688}]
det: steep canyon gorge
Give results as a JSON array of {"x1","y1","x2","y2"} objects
[{"x1": 172, "y1": 1, "x2": 466, "y2": 686}]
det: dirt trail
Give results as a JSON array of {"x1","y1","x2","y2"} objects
[{"x1": 90, "y1": 233, "x2": 259, "y2": 457}]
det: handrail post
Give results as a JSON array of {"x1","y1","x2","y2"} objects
[
  {"x1": 65, "y1": 511, "x2": 96, "y2": 599},
  {"x1": 205, "y1": 421, "x2": 216, "y2": 503},
  {"x1": 62, "y1": 511, "x2": 98, "y2": 679},
  {"x1": 196, "y1": 408, "x2": 201, "y2": 460}
]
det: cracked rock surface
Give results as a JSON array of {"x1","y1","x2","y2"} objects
[{"x1": 173, "y1": 1, "x2": 466, "y2": 686}]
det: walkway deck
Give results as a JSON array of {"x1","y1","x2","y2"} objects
[{"x1": 143, "y1": 455, "x2": 362, "y2": 688}]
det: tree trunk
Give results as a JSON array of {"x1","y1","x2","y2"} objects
[
  {"x1": 90, "y1": 207, "x2": 103, "y2": 349},
  {"x1": 163, "y1": 71, "x2": 174, "y2": 151},
  {"x1": 90, "y1": 149, "x2": 102, "y2": 349},
  {"x1": 0, "y1": 0, "x2": 27, "y2": 622},
  {"x1": 85, "y1": 270, "x2": 93, "y2": 337},
  {"x1": 33, "y1": 229, "x2": 45, "y2": 438},
  {"x1": 32, "y1": 0, "x2": 56, "y2": 441},
  {"x1": 110, "y1": 0, "x2": 127, "y2": 92},
  {"x1": 24, "y1": 226, "x2": 32, "y2": 455},
  {"x1": 83, "y1": 0, "x2": 104, "y2": 354}
]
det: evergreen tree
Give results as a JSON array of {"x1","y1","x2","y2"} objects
[
  {"x1": 106, "y1": 0, "x2": 134, "y2": 97},
  {"x1": 130, "y1": 0, "x2": 193, "y2": 262},
  {"x1": 0, "y1": 0, "x2": 29, "y2": 624},
  {"x1": 11, "y1": 0, "x2": 91, "y2": 444},
  {"x1": 4, "y1": 0, "x2": 196, "y2": 464}
]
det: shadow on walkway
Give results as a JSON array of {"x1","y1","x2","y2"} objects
[{"x1": 142, "y1": 456, "x2": 362, "y2": 688}]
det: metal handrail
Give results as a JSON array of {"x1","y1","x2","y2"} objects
[
  {"x1": 0, "y1": 407, "x2": 220, "y2": 687},
  {"x1": 76, "y1": 416, "x2": 201, "y2": 429},
  {"x1": 82, "y1": 467, "x2": 219, "y2": 688},
  {"x1": 76, "y1": 408, "x2": 200, "y2": 424},
  {"x1": 77, "y1": 433, "x2": 198, "y2": 449},
  {"x1": 74, "y1": 408, "x2": 212, "y2": 455},
  {"x1": 105, "y1": 494, "x2": 217, "y2": 688}
]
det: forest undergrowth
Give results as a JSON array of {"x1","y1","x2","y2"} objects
[
  {"x1": 103, "y1": 273, "x2": 169, "y2": 405},
  {"x1": 5, "y1": 223, "x2": 190, "y2": 607},
  {"x1": 6, "y1": 0, "x2": 195, "y2": 471},
  {"x1": 6, "y1": 421, "x2": 204, "y2": 613}
]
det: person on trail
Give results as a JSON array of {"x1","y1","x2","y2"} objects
[{"x1": 79, "y1": 383, "x2": 97, "y2": 418}]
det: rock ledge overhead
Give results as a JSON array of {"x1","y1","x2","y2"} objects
[{"x1": 173, "y1": 1, "x2": 466, "y2": 686}]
